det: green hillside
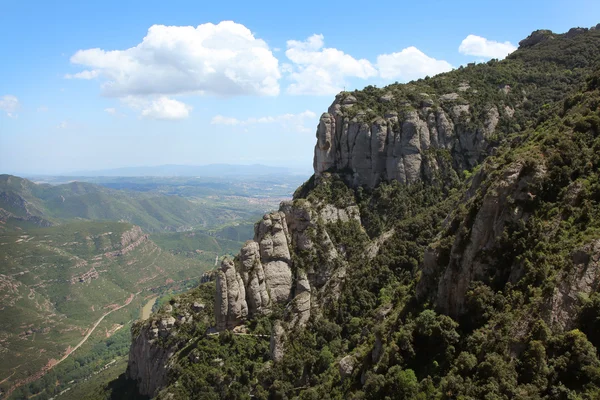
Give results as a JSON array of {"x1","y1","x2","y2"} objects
[
  {"x1": 0, "y1": 220, "x2": 214, "y2": 398},
  {"x1": 0, "y1": 175, "x2": 266, "y2": 233}
]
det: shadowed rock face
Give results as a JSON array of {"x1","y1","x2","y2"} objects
[
  {"x1": 127, "y1": 323, "x2": 175, "y2": 397},
  {"x1": 417, "y1": 160, "x2": 548, "y2": 317},
  {"x1": 313, "y1": 93, "x2": 500, "y2": 188}
]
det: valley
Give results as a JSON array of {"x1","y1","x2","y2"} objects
[{"x1": 0, "y1": 171, "x2": 299, "y2": 399}]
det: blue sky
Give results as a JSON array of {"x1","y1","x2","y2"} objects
[{"x1": 1, "y1": 0, "x2": 599, "y2": 175}]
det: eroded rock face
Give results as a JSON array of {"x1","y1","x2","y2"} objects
[
  {"x1": 313, "y1": 93, "x2": 502, "y2": 188},
  {"x1": 215, "y1": 199, "x2": 357, "y2": 331},
  {"x1": 215, "y1": 259, "x2": 248, "y2": 331},
  {"x1": 549, "y1": 240, "x2": 600, "y2": 330},
  {"x1": 418, "y1": 161, "x2": 547, "y2": 316},
  {"x1": 127, "y1": 325, "x2": 174, "y2": 397},
  {"x1": 270, "y1": 320, "x2": 286, "y2": 363}
]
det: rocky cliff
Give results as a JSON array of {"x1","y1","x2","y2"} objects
[
  {"x1": 126, "y1": 26, "x2": 600, "y2": 399},
  {"x1": 215, "y1": 199, "x2": 360, "y2": 330},
  {"x1": 314, "y1": 91, "x2": 499, "y2": 188}
]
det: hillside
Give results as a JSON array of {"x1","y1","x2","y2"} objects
[
  {"x1": 0, "y1": 175, "x2": 270, "y2": 234},
  {"x1": 120, "y1": 25, "x2": 600, "y2": 400},
  {"x1": 0, "y1": 220, "x2": 217, "y2": 397}
]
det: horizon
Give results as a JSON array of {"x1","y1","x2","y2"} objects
[
  {"x1": 1, "y1": 0, "x2": 599, "y2": 175},
  {"x1": 3, "y1": 162, "x2": 314, "y2": 178}
]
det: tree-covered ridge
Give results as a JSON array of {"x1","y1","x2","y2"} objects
[{"x1": 121, "y1": 27, "x2": 600, "y2": 400}]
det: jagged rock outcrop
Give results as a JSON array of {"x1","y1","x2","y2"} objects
[
  {"x1": 418, "y1": 160, "x2": 547, "y2": 316},
  {"x1": 338, "y1": 355, "x2": 357, "y2": 378},
  {"x1": 214, "y1": 198, "x2": 357, "y2": 331},
  {"x1": 519, "y1": 29, "x2": 556, "y2": 48},
  {"x1": 270, "y1": 320, "x2": 286, "y2": 363},
  {"x1": 313, "y1": 92, "x2": 500, "y2": 188},
  {"x1": 549, "y1": 239, "x2": 600, "y2": 330},
  {"x1": 127, "y1": 324, "x2": 175, "y2": 397},
  {"x1": 215, "y1": 258, "x2": 248, "y2": 330},
  {"x1": 104, "y1": 226, "x2": 148, "y2": 257}
]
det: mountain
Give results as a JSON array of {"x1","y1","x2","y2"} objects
[
  {"x1": 65, "y1": 164, "x2": 311, "y2": 177},
  {"x1": 116, "y1": 25, "x2": 600, "y2": 400},
  {"x1": 0, "y1": 174, "x2": 266, "y2": 233}
]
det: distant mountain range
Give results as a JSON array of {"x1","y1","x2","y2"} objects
[{"x1": 62, "y1": 164, "x2": 312, "y2": 177}]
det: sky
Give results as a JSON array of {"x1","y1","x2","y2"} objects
[{"x1": 1, "y1": 0, "x2": 599, "y2": 175}]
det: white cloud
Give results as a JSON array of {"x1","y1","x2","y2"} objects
[
  {"x1": 56, "y1": 121, "x2": 69, "y2": 129},
  {"x1": 0, "y1": 95, "x2": 20, "y2": 117},
  {"x1": 211, "y1": 110, "x2": 317, "y2": 133},
  {"x1": 64, "y1": 70, "x2": 100, "y2": 79},
  {"x1": 377, "y1": 47, "x2": 453, "y2": 81},
  {"x1": 68, "y1": 21, "x2": 280, "y2": 98},
  {"x1": 37, "y1": 106, "x2": 49, "y2": 112},
  {"x1": 459, "y1": 35, "x2": 517, "y2": 59},
  {"x1": 123, "y1": 96, "x2": 191, "y2": 120},
  {"x1": 285, "y1": 34, "x2": 377, "y2": 95},
  {"x1": 104, "y1": 107, "x2": 126, "y2": 117}
]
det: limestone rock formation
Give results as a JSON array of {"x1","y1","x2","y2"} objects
[
  {"x1": 418, "y1": 160, "x2": 547, "y2": 316},
  {"x1": 338, "y1": 355, "x2": 357, "y2": 378},
  {"x1": 270, "y1": 320, "x2": 286, "y2": 363},
  {"x1": 127, "y1": 324, "x2": 175, "y2": 397},
  {"x1": 519, "y1": 29, "x2": 555, "y2": 48},
  {"x1": 215, "y1": 259, "x2": 248, "y2": 331},
  {"x1": 549, "y1": 240, "x2": 600, "y2": 330},
  {"x1": 313, "y1": 92, "x2": 501, "y2": 188},
  {"x1": 214, "y1": 197, "x2": 357, "y2": 331}
]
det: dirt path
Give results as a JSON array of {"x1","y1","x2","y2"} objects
[
  {"x1": 54, "y1": 293, "x2": 135, "y2": 366},
  {"x1": 4, "y1": 293, "x2": 135, "y2": 397}
]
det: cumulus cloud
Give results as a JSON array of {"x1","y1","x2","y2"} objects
[
  {"x1": 0, "y1": 95, "x2": 20, "y2": 117},
  {"x1": 377, "y1": 47, "x2": 453, "y2": 81},
  {"x1": 68, "y1": 21, "x2": 280, "y2": 99},
  {"x1": 64, "y1": 70, "x2": 100, "y2": 79},
  {"x1": 211, "y1": 110, "x2": 317, "y2": 133},
  {"x1": 123, "y1": 96, "x2": 191, "y2": 120},
  {"x1": 459, "y1": 35, "x2": 517, "y2": 59},
  {"x1": 285, "y1": 34, "x2": 377, "y2": 95}
]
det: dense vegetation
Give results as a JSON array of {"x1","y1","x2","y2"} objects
[{"x1": 106, "y1": 27, "x2": 600, "y2": 400}]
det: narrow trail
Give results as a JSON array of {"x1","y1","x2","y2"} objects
[
  {"x1": 54, "y1": 293, "x2": 135, "y2": 367},
  {"x1": 4, "y1": 293, "x2": 135, "y2": 398}
]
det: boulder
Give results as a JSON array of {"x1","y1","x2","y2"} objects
[{"x1": 338, "y1": 355, "x2": 357, "y2": 378}]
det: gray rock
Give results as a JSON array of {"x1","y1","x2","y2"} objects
[
  {"x1": 270, "y1": 321, "x2": 286, "y2": 362},
  {"x1": 458, "y1": 82, "x2": 470, "y2": 92},
  {"x1": 421, "y1": 98, "x2": 434, "y2": 107},
  {"x1": 519, "y1": 29, "x2": 554, "y2": 48},
  {"x1": 341, "y1": 95, "x2": 357, "y2": 105},
  {"x1": 549, "y1": 240, "x2": 600, "y2": 330},
  {"x1": 566, "y1": 27, "x2": 588, "y2": 38},
  {"x1": 338, "y1": 355, "x2": 356, "y2": 378},
  {"x1": 215, "y1": 259, "x2": 248, "y2": 331},
  {"x1": 127, "y1": 325, "x2": 175, "y2": 397},
  {"x1": 440, "y1": 93, "x2": 459, "y2": 102},
  {"x1": 379, "y1": 93, "x2": 394, "y2": 103},
  {"x1": 419, "y1": 161, "x2": 547, "y2": 316}
]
